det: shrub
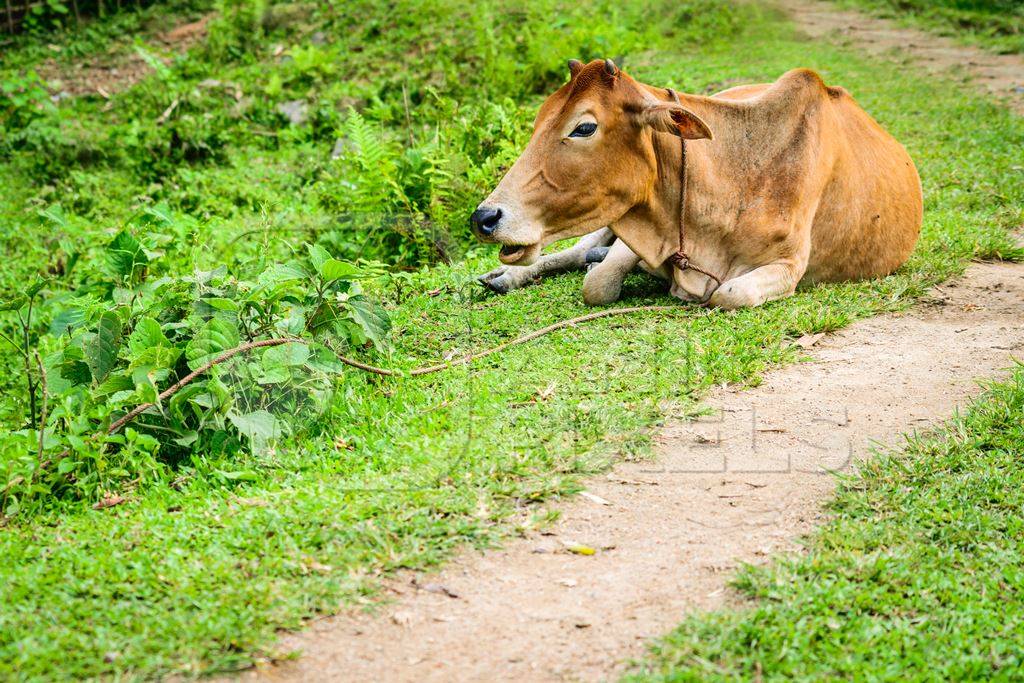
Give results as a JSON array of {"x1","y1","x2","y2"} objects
[{"x1": 0, "y1": 207, "x2": 390, "y2": 517}]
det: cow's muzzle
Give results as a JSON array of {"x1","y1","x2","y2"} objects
[
  {"x1": 471, "y1": 202, "x2": 543, "y2": 265},
  {"x1": 470, "y1": 206, "x2": 502, "y2": 237}
]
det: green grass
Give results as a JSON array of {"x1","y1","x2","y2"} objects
[
  {"x1": 834, "y1": 0, "x2": 1024, "y2": 54},
  {"x1": 1, "y1": 0, "x2": 1023, "y2": 679},
  {"x1": 628, "y1": 364, "x2": 1024, "y2": 681}
]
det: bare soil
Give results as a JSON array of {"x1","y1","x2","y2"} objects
[
  {"x1": 36, "y1": 13, "x2": 213, "y2": 98},
  {"x1": 232, "y1": 3, "x2": 1024, "y2": 679}
]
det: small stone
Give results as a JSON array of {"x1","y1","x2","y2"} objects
[{"x1": 277, "y1": 99, "x2": 309, "y2": 126}]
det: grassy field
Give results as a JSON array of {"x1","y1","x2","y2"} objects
[
  {"x1": 1, "y1": 0, "x2": 1023, "y2": 679},
  {"x1": 836, "y1": 0, "x2": 1024, "y2": 53},
  {"x1": 629, "y1": 365, "x2": 1024, "y2": 681}
]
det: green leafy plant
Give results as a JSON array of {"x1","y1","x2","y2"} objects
[
  {"x1": 0, "y1": 229, "x2": 390, "y2": 517},
  {"x1": 0, "y1": 71, "x2": 56, "y2": 132}
]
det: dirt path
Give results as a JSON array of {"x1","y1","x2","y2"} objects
[
  {"x1": 235, "y1": 4, "x2": 1024, "y2": 680},
  {"x1": 779, "y1": 0, "x2": 1024, "y2": 114},
  {"x1": 244, "y1": 260, "x2": 1024, "y2": 682}
]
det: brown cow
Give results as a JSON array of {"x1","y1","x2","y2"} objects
[{"x1": 472, "y1": 59, "x2": 922, "y2": 309}]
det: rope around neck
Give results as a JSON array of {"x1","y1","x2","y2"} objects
[{"x1": 665, "y1": 88, "x2": 723, "y2": 305}]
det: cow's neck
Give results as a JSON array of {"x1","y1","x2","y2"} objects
[
  {"x1": 611, "y1": 125, "x2": 718, "y2": 277},
  {"x1": 610, "y1": 92, "x2": 743, "y2": 297},
  {"x1": 609, "y1": 135, "x2": 679, "y2": 268}
]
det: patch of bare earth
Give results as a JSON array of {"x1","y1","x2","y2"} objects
[
  {"x1": 778, "y1": 0, "x2": 1024, "y2": 114},
  {"x1": 238, "y1": 261, "x2": 1024, "y2": 683},
  {"x1": 35, "y1": 13, "x2": 213, "y2": 98}
]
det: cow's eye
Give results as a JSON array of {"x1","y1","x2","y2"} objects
[{"x1": 569, "y1": 122, "x2": 597, "y2": 138}]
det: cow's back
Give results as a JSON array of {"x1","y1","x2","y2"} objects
[
  {"x1": 711, "y1": 75, "x2": 922, "y2": 282},
  {"x1": 803, "y1": 87, "x2": 922, "y2": 281}
]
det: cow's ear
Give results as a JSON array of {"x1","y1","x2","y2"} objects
[{"x1": 643, "y1": 103, "x2": 713, "y2": 140}]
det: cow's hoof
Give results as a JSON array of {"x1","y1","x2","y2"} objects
[
  {"x1": 708, "y1": 280, "x2": 768, "y2": 309},
  {"x1": 477, "y1": 267, "x2": 511, "y2": 294},
  {"x1": 585, "y1": 246, "x2": 610, "y2": 265}
]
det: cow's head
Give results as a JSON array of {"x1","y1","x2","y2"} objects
[{"x1": 471, "y1": 58, "x2": 713, "y2": 266}]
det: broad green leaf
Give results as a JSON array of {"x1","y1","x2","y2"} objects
[
  {"x1": 256, "y1": 365, "x2": 290, "y2": 385},
  {"x1": 306, "y1": 300, "x2": 344, "y2": 336},
  {"x1": 129, "y1": 346, "x2": 181, "y2": 384},
  {"x1": 86, "y1": 311, "x2": 123, "y2": 383},
  {"x1": 228, "y1": 409, "x2": 283, "y2": 444},
  {"x1": 0, "y1": 295, "x2": 27, "y2": 312},
  {"x1": 95, "y1": 373, "x2": 134, "y2": 397},
  {"x1": 136, "y1": 380, "x2": 160, "y2": 406},
  {"x1": 129, "y1": 345, "x2": 181, "y2": 371},
  {"x1": 58, "y1": 346, "x2": 92, "y2": 386},
  {"x1": 106, "y1": 230, "x2": 149, "y2": 281},
  {"x1": 258, "y1": 262, "x2": 309, "y2": 286},
  {"x1": 306, "y1": 346, "x2": 348, "y2": 374},
  {"x1": 185, "y1": 318, "x2": 240, "y2": 370},
  {"x1": 173, "y1": 431, "x2": 199, "y2": 447},
  {"x1": 49, "y1": 306, "x2": 86, "y2": 336},
  {"x1": 215, "y1": 469, "x2": 259, "y2": 482},
  {"x1": 202, "y1": 297, "x2": 239, "y2": 311},
  {"x1": 320, "y1": 259, "x2": 359, "y2": 282},
  {"x1": 107, "y1": 389, "x2": 138, "y2": 405},
  {"x1": 128, "y1": 317, "x2": 168, "y2": 355},
  {"x1": 306, "y1": 243, "x2": 332, "y2": 273},
  {"x1": 263, "y1": 342, "x2": 310, "y2": 368},
  {"x1": 347, "y1": 295, "x2": 391, "y2": 349},
  {"x1": 257, "y1": 343, "x2": 309, "y2": 384},
  {"x1": 168, "y1": 384, "x2": 207, "y2": 422},
  {"x1": 38, "y1": 204, "x2": 66, "y2": 228},
  {"x1": 141, "y1": 203, "x2": 173, "y2": 226},
  {"x1": 26, "y1": 278, "x2": 49, "y2": 298},
  {"x1": 276, "y1": 304, "x2": 307, "y2": 336}
]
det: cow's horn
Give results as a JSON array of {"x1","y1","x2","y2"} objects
[
  {"x1": 568, "y1": 59, "x2": 583, "y2": 77},
  {"x1": 604, "y1": 58, "x2": 617, "y2": 76}
]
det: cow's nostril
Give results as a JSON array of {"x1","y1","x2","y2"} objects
[{"x1": 470, "y1": 207, "x2": 502, "y2": 236}]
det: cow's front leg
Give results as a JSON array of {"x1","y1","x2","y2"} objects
[
  {"x1": 581, "y1": 238, "x2": 642, "y2": 305},
  {"x1": 709, "y1": 261, "x2": 802, "y2": 310},
  {"x1": 477, "y1": 227, "x2": 615, "y2": 294}
]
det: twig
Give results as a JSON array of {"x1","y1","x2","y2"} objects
[
  {"x1": 402, "y1": 83, "x2": 414, "y2": 147},
  {"x1": 20, "y1": 301, "x2": 37, "y2": 430},
  {"x1": 106, "y1": 337, "x2": 292, "y2": 435},
  {"x1": 406, "y1": 305, "x2": 678, "y2": 375},
  {"x1": 219, "y1": 225, "x2": 313, "y2": 253},
  {"x1": 156, "y1": 98, "x2": 179, "y2": 125},
  {"x1": 34, "y1": 351, "x2": 47, "y2": 462},
  {"x1": 321, "y1": 305, "x2": 679, "y2": 376},
  {"x1": 109, "y1": 305, "x2": 681, "y2": 433}
]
